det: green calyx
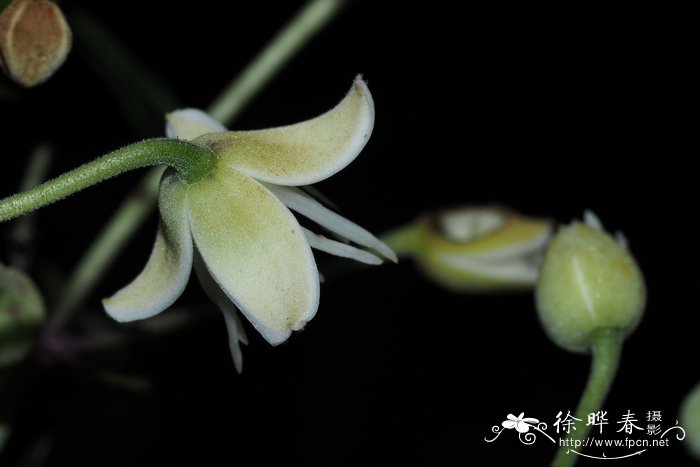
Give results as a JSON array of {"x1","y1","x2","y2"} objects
[
  {"x1": 156, "y1": 138, "x2": 217, "y2": 184},
  {"x1": 0, "y1": 138, "x2": 216, "y2": 223}
]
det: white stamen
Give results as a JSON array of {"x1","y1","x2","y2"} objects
[
  {"x1": 223, "y1": 310, "x2": 247, "y2": 373},
  {"x1": 303, "y1": 228, "x2": 383, "y2": 265},
  {"x1": 267, "y1": 185, "x2": 398, "y2": 263}
]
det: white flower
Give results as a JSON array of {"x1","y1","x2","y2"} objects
[{"x1": 102, "y1": 76, "x2": 395, "y2": 371}]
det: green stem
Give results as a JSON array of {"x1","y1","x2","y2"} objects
[
  {"x1": 380, "y1": 222, "x2": 427, "y2": 258},
  {"x1": 208, "y1": 0, "x2": 347, "y2": 124},
  {"x1": 551, "y1": 328, "x2": 623, "y2": 467},
  {"x1": 50, "y1": 0, "x2": 348, "y2": 329},
  {"x1": 0, "y1": 139, "x2": 214, "y2": 224}
]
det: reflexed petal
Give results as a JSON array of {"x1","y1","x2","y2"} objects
[
  {"x1": 502, "y1": 421, "x2": 517, "y2": 429},
  {"x1": 187, "y1": 167, "x2": 319, "y2": 345},
  {"x1": 195, "y1": 76, "x2": 374, "y2": 186},
  {"x1": 266, "y1": 185, "x2": 397, "y2": 263},
  {"x1": 193, "y1": 252, "x2": 248, "y2": 373},
  {"x1": 103, "y1": 171, "x2": 192, "y2": 321},
  {"x1": 302, "y1": 228, "x2": 383, "y2": 265},
  {"x1": 166, "y1": 108, "x2": 226, "y2": 140}
]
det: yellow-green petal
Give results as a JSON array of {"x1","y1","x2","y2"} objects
[
  {"x1": 103, "y1": 171, "x2": 192, "y2": 321},
  {"x1": 194, "y1": 76, "x2": 374, "y2": 186},
  {"x1": 186, "y1": 166, "x2": 319, "y2": 345}
]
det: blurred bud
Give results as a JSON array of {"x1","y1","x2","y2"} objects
[
  {"x1": 0, "y1": 0, "x2": 72, "y2": 87},
  {"x1": 0, "y1": 263, "x2": 45, "y2": 367},
  {"x1": 680, "y1": 383, "x2": 700, "y2": 460},
  {"x1": 384, "y1": 206, "x2": 552, "y2": 292},
  {"x1": 535, "y1": 211, "x2": 646, "y2": 353}
]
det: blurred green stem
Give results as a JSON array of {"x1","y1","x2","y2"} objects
[
  {"x1": 50, "y1": 0, "x2": 348, "y2": 333},
  {"x1": 381, "y1": 222, "x2": 426, "y2": 258},
  {"x1": 9, "y1": 145, "x2": 52, "y2": 269},
  {"x1": 209, "y1": 0, "x2": 347, "y2": 124},
  {"x1": 71, "y1": 8, "x2": 180, "y2": 135},
  {"x1": 551, "y1": 328, "x2": 623, "y2": 467}
]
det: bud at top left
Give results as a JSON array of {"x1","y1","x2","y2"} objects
[{"x1": 0, "y1": 0, "x2": 72, "y2": 87}]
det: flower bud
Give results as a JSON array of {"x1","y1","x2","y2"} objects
[
  {"x1": 0, "y1": 263, "x2": 45, "y2": 367},
  {"x1": 680, "y1": 383, "x2": 700, "y2": 460},
  {"x1": 0, "y1": 0, "x2": 72, "y2": 87},
  {"x1": 535, "y1": 212, "x2": 646, "y2": 353},
  {"x1": 384, "y1": 206, "x2": 552, "y2": 292}
]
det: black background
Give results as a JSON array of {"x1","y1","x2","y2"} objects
[{"x1": 0, "y1": 1, "x2": 695, "y2": 466}]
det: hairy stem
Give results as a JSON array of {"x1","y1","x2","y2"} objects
[{"x1": 0, "y1": 139, "x2": 214, "y2": 223}]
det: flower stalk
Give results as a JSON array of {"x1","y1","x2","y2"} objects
[
  {"x1": 551, "y1": 327, "x2": 623, "y2": 467},
  {"x1": 0, "y1": 139, "x2": 215, "y2": 224}
]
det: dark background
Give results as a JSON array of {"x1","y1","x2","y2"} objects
[{"x1": 0, "y1": 1, "x2": 695, "y2": 465}]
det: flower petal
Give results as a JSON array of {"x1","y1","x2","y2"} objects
[
  {"x1": 166, "y1": 108, "x2": 227, "y2": 140},
  {"x1": 266, "y1": 185, "x2": 397, "y2": 263},
  {"x1": 502, "y1": 421, "x2": 517, "y2": 429},
  {"x1": 195, "y1": 76, "x2": 374, "y2": 186},
  {"x1": 302, "y1": 228, "x2": 383, "y2": 265},
  {"x1": 193, "y1": 251, "x2": 248, "y2": 373},
  {"x1": 186, "y1": 167, "x2": 319, "y2": 345},
  {"x1": 103, "y1": 171, "x2": 192, "y2": 321}
]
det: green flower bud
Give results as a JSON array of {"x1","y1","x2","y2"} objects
[
  {"x1": 383, "y1": 206, "x2": 552, "y2": 292},
  {"x1": 680, "y1": 383, "x2": 700, "y2": 460},
  {"x1": 535, "y1": 212, "x2": 646, "y2": 353},
  {"x1": 0, "y1": 263, "x2": 45, "y2": 367}
]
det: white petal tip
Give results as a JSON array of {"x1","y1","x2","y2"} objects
[
  {"x1": 583, "y1": 209, "x2": 603, "y2": 230},
  {"x1": 383, "y1": 247, "x2": 399, "y2": 264},
  {"x1": 165, "y1": 108, "x2": 227, "y2": 140},
  {"x1": 615, "y1": 231, "x2": 629, "y2": 250},
  {"x1": 102, "y1": 299, "x2": 165, "y2": 323}
]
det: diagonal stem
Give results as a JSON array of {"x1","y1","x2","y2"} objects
[{"x1": 208, "y1": 0, "x2": 348, "y2": 124}]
